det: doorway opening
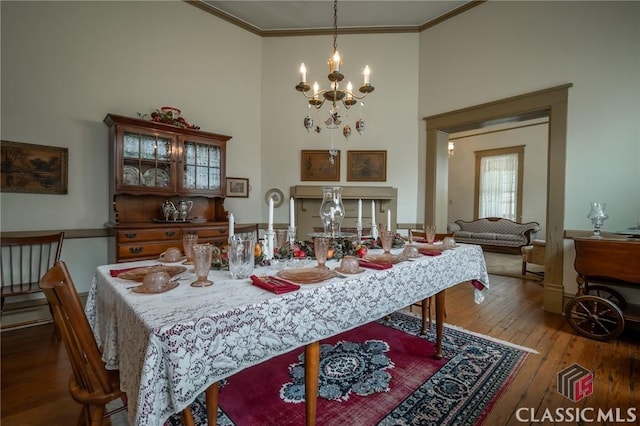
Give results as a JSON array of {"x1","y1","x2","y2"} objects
[{"x1": 423, "y1": 84, "x2": 572, "y2": 313}]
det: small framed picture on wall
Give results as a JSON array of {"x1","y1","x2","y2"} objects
[{"x1": 226, "y1": 177, "x2": 249, "y2": 197}]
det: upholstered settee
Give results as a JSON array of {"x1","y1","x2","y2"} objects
[{"x1": 447, "y1": 217, "x2": 540, "y2": 254}]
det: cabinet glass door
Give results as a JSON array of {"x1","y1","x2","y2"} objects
[
  {"x1": 121, "y1": 130, "x2": 174, "y2": 190},
  {"x1": 182, "y1": 140, "x2": 222, "y2": 192}
]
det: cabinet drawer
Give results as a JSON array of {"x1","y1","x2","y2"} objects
[
  {"x1": 186, "y1": 227, "x2": 228, "y2": 239},
  {"x1": 117, "y1": 228, "x2": 181, "y2": 243},
  {"x1": 118, "y1": 241, "x2": 179, "y2": 260}
]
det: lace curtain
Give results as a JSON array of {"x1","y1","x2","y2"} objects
[{"x1": 478, "y1": 153, "x2": 518, "y2": 220}]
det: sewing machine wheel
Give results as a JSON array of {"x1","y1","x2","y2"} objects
[{"x1": 565, "y1": 295, "x2": 625, "y2": 341}]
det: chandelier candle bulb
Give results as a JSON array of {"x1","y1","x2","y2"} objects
[
  {"x1": 331, "y1": 51, "x2": 341, "y2": 72},
  {"x1": 364, "y1": 66, "x2": 370, "y2": 85},
  {"x1": 300, "y1": 63, "x2": 307, "y2": 83},
  {"x1": 346, "y1": 82, "x2": 353, "y2": 100}
]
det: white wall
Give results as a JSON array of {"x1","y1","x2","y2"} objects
[
  {"x1": 419, "y1": 1, "x2": 639, "y2": 232},
  {"x1": 447, "y1": 122, "x2": 549, "y2": 235},
  {"x1": 418, "y1": 1, "x2": 639, "y2": 291},
  {"x1": 1, "y1": 1, "x2": 262, "y2": 290},
  {"x1": 260, "y1": 33, "x2": 420, "y2": 225},
  {"x1": 2, "y1": 1, "x2": 639, "y2": 296}
]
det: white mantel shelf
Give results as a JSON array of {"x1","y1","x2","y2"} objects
[{"x1": 290, "y1": 185, "x2": 398, "y2": 238}]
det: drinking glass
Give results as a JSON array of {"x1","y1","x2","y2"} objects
[
  {"x1": 182, "y1": 233, "x2": 198, "y2": 265},
  {"x1": 191, "y1": 244, "x2": 213, "y2": 287},
  {"x1": 425, "y1": 225, "x2": 437, "y2": 244},
  {"x1": 275, "y1": 229, "x2": 288, "y2": 251},
  {"x1": 313, "y1": 237, "x2": 330, "y2": 269},
  {"x1": 228, "y1": 235, "x2": 255, "y2": 279},
  {"x1": 380, "y1": 230, "x2": 394, "y2": 254}
]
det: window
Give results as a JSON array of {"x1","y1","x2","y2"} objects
[{"x1": 474, "y1": 146, "x2": 524, "y2": 221}]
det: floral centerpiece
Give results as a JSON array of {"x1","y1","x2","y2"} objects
[{"x1": 271, "y1": 233, "x2": 405, "y2": 262}]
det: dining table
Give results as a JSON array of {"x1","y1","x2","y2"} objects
[{"x1": 86, "y1": 243, "x2": 489, "y2": 426}]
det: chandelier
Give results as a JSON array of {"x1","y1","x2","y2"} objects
[{"x1": 295, "y1": 0, "x2": 374, "y2": 161}]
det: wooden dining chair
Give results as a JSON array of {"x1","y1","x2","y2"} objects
[
  {"x1": 40, "y1": 261, "x2": 220, "y2": 426},
  {"x1": 40, "y1": 261, "x2": 127, "y2": 426},
  {"x1": 1, "y1": 232, "x2": 64, "y2": 320}
]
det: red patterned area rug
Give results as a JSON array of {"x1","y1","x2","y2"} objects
[{"x1": 167, "y1": 311, "x2": 532, "y2": 426}]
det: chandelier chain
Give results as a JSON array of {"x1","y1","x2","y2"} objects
[{"x1": 333, "y1": 0, "x2": 338, "y2": 53}]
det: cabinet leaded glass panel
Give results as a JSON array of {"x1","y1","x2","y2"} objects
[{"x1": 182, "y1": 141, "x2": 221, "y2": 191}]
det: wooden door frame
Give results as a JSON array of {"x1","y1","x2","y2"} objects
[{"x1": 424, "y1": 84, "x2": 572, "y2": 314}]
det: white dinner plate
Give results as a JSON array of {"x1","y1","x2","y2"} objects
[
  {"x1": 143, "y1": 168, "x2": 170, "y2": 187},
  {"x1": 122, "y1": 166, "x2": 142, "y2": 186}
]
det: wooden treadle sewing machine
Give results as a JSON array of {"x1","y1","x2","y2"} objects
[{"x1": 564, "y1": 237, "x2": 640, "y2": 341}]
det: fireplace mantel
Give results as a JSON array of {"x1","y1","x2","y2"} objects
[{"x1": 290, "y1": 185, "x2": 398, "y2": 238}]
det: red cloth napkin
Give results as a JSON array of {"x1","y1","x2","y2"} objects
[
  {"x1": 109, "y1": 265, "x2": 161, "y2": 277},
  {"x1": 250, "y1": 275, "x2": 300, "y2": 294},
  {"x1": 471, "y1": 279, "x2": 485, "y2": 290},
  {"x1": 358, "y1": 260, "x2": 393, "y2": 270}
]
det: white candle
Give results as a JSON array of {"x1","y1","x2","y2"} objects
[
  {"x1": 371, "y1": 201, "x2": 376, "y2": 225},
  {"x1": 289, "y1": 197, "x2": 295, "y2": 228},
  {"x1": 268, "y1": 197, "x2": 274, "y2": 231},
  {"x1": 386, "y1": 209, "x2": 391, "y2": 231},
  {"x1": 357, "y1": 199, "x2": 362, "y2": 224},
  {"x1": 229, "y1": 213, "x2": 235, "y2": 237}
]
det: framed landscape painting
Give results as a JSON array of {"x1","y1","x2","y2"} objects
[
  {"x1": 347, "y1": 150, "x2": 387, "y2": 182},
  {"x1": 301, "y1": 150, "x2": 340, "y2": 181},
  {"x1": 1, "y1": 140, "x2": 68, "y2": 194}
]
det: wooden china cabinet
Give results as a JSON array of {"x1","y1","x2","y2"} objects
[{"x1": 104, "y1": 114, "x2": 232, "y2": 262}]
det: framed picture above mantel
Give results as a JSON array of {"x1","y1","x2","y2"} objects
[
  {"x1": 301, "y1": 150, "x2": 340, "y2": 181},
  {"x1": 347, "y1": 150, "x2": 387, "y2": 182}
]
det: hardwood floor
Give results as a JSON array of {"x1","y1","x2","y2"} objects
[{"x1": 2, "y1": 274, "x2": 638, "y2": 425}]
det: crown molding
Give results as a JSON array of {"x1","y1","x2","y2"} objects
[{"x1": 185, "y1": 0, "x2": 486, "y2": 37}]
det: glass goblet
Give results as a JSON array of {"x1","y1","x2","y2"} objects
[
  {"x1": 380, "y1": 230, "x2": 394, "y2": 254},
  {"x1": 425, "y1": 225, "x2": 437, "y2": 244},
  {"x1": 313, "y1": 237, "x2": 330, "y2": 269},
  {"x1": 191, "y1": 243, "x2": 213, "y2": 287},
  {"x1": 182, "y1": 233, "x2": 198, "y2": 265}
]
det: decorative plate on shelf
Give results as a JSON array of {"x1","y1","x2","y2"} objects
[
  {"x1": 276, "y1": 267, "x2": 337, "y2": 284},
  {"x1": 142, "y1": 168, "x2": 170, "y2": 187},
  {"x1": 265, "y1": 188, "x2": 285, "y2": 207},
  {"x1": 123, "y1": 166, "x2": 142, "y2": 186}
]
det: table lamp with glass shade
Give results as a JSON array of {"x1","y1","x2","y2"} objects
[{"x1": 587, "y1": 202, "x2": 608, "y2": 238}]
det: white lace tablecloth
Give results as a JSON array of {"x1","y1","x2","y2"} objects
[{"x1": 86, "y1": 244, "x2": 489, "y2": 426}]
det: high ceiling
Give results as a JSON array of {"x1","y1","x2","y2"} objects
[{"x1": 195, "y1": 1, "x2": 478, "y2": 34}]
